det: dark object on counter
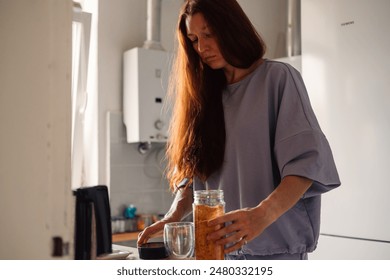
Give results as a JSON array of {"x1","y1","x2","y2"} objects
[
  {"x1": 74, "y1": 185, "x2": 112, "y2": 260},
  {"x1": 138, "y1": 242, "x2": 168, "y2": 260}
]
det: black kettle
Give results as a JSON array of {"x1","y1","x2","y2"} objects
[{"x1": 73, "y1": 185, "x2": 112, "y2": 260}]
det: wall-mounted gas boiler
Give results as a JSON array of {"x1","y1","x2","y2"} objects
[{"x1": 123, "y1": 47, "x2": 171, "y2": 144}]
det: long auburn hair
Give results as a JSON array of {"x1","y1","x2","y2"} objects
[{"x1": 166, "y1": 0, "x2": 266, "y2": 190}]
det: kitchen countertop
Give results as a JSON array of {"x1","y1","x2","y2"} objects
[
  {"x1": 107, "y1": 244, "x2": 139, "y2": 260},
  {"x1": 112, "y1": 231, "x2": 140, "y2": 243}
]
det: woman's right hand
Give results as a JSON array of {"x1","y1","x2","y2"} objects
[
  {"x1": 137, "y1": 220, "x2": 167, "y2": 247},
  {"x1": 137, "y1": 184, "x2": 194, "y2": 247}
]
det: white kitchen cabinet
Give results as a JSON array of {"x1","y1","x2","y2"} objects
[{"x1": 0, "y1": 0, "x2": 73, "y2": 259}]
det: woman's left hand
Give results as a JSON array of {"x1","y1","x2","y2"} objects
[
  {"x1": 206, "y1": 176, "x2": 313, "y2": 254},
  {"x1": 206, "y1": 205, "x2": 273, "y2": 254}
]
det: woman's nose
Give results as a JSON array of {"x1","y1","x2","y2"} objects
[{"x1": 197, "y1": 38, "x2": 208, "y2": 54}]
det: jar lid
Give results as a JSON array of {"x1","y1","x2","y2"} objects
[{"x1": 194, "y1": 189, "x2": 224, "y2": 206}]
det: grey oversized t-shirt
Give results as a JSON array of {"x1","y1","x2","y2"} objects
[{"x1": 193, "y1": 59, "x2": 341, "y2": 256}]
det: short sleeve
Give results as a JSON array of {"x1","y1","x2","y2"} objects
[{"x1": 273, "y1": 64, "x2": 341, "y2": 197}]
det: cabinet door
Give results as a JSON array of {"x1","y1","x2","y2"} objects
[{"x1": 0, "y1": 0, "x2": 73, "y2": 259}]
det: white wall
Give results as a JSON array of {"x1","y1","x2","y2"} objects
[
  {"x1": 97, "y1": 0, "x2": 289, "y2": 216},
  {"x1": 238, "y1": 0, "x2": 287, "y2": 58}
]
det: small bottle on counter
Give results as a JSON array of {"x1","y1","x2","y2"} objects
[
  {"x1": 124, "y1": 204, "x2": 137, "y2": 219},
  {"x1": 123, "y1": 204, "x2": 138, "y2": 232},
  {"x1": 193, "y1": 189, "x2": 225, "y2": 260}
]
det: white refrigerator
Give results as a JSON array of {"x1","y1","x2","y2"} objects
[{"x1": 301, "y1": 0, "x2": 390, "y2": 259}]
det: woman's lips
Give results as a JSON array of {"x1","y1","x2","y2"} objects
[{"x1": 204, "y1": 55, "x2": 216, "y2": 63}]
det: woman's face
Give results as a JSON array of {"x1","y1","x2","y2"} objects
[{"x1": 185, "y1": 13, "x2": 228, "y2": 70}]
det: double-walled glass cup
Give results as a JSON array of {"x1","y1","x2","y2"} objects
[{"x1": 163, "y1": 222, "x2": 194, "y2": 259}]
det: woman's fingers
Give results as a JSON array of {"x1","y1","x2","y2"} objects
[
  {"x1": 207, "y1": 220, "x2": 241, "y2": 240},
  {"x1": 206, "y1": 208, "x2": 258, "y2": 254},
  {"x1": 137, "y1": 222, "x2": 165, "y2": 246},
  {"x1": 223, "y1": 235, "x2": 249, "y2": 254}
]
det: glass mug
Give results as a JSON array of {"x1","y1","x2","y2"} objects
[{"x1": 163, "y1": 222, "x2": 195, "y2": 259}]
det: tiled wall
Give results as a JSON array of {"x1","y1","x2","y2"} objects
[{"x1": 108, "y1": 111, "x2": 174, "y2": 218}]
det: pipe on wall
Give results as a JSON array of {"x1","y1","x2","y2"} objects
[
  {"x1": 287, "y1": 0, "x2": 301, "y2": 57},
  {"x1": 143, "y1": 0, "x2": 164, "y2": 50}
]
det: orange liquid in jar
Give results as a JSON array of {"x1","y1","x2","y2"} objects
[{"x1": 193, "y1": 204, "x2": 224, "y2": 260}]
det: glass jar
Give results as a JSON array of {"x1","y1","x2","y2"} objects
[{"x1": 193, "y1": 189, "x2": 225, "y2": 260}]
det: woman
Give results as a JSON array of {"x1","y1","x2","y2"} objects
[{"x1": 138, "y1": 0, "x2": 340, "y2": 260}]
